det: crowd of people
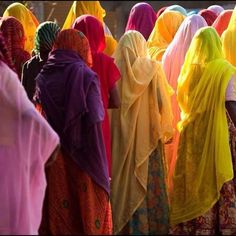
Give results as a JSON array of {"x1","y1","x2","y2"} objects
[{"x1": 1, "y1": 1, "x2": 236, "y2": 235}]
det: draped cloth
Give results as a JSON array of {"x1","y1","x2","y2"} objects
[
  {"x1": 147, "y1": 11, "x2": 185, "y2": 61},
  {"x1": 62, "y1": 1, "x2": 117, "y2": 56},
  {"x1": 0, "y1": 16, "x2": 30, "y2": 78},
  {"x1": 208, "y1": 5, "x2": 224, "y2": 16},
  {"x1": 72, "y1": 15, "x2": 121, "y2": 177},
  {"x1": 3, "y1": 2, "x2": 39, "y2": 54},
  {"x1": 199, "y1": 9, "x2": 218, "y2": 26},
  {"x1": 111, "y1": 30, "x2": 173, "y2": 234},
  {"x1": 222, "y1": 6, "x2": 236, "y2": 67},
  {"x1": 170, "y1": 27, "x2": 236, "y2": 226},
  {"x1": 162, "y1": 14, "x2": 207, "y2": 191},
  {"x1": 0, "y1": 61, "x2": 59, "y2": 234},
  {"x1": 125, "y1": 2, "x2": 157, "y2": 40},
  {"x1": 165, "y1": 5, "x2": 188, "y2": 16},
  {"x1": 212, "y1": 10, "x2": 233, "y2": 36}
]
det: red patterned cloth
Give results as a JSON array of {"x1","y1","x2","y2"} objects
[{"x1": 0, "y1": 16, "x2": 30, "y2": 79}]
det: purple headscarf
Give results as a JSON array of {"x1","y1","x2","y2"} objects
[
  {"x1": 125, "y1": 2, "x2": 157, "y2": 40},
  {"x1": 35, "y1": 49, "x2": 110, "y2": 194}
]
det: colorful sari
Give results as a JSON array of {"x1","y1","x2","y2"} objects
[
  {"x1": 165, "y1": 5, "x2": 188, "y2": 16},
  {"x1": 170, "y1": 27, "x2": 236, "y2": 227},
  {"x1": 36, "y1": 29, "x2": 112, "y2": 235},
  {"x1": 208, "y1": 5, "x2": 224, "y2": 16},
  {"x1": 0, "y1": 16, "x2": 30, "y2": 79},
  {"x1": 199, "y1": 9, "x2": 218, "y2": 26},
  {"x1": 73, "y1": 15, "x2": 121, "y2": 177},
  {"x1": 162, "y1": 14, "x2": 207, "y2": 192},
  {"x1": 125, "y1": 2, "x2": 157, "y2": 40},
  {"x1": 62, "y1": 1, "x2": 117, "y2": 56},
  {"x1": 147, "y1": 10, "x2": 185, "y2": 61},
  {"x1": 3, "y1": 2, "x2": 39, "y2": 54},
  {"x1": 111, "y1": 30, "x2": 173, "y2": 235}
]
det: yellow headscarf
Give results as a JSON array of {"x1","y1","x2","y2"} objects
[
  {"x1": 222, "y1": 5, "x2": 236, "y2": 67},
  {"x1": 170, "y1": 27, "x2": 236, "y2": 226},
  {"x1": 62, "y1": 1, "x2": 117, "y2": 56},
  {"x1": 111, "y1": 30, "x2": 173, "y2": 234},
  {"x1": 147, "y1": 10, "x2": 185, "y2": 61},
  {"x1": 3, "y1": 2, "x2": 39, "y2": 54}
]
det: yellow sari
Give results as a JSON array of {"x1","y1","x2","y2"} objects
[
  {"x1": 3, "y1": 2, "x2": 39, "y2": 54},
  {"x1": 111, "y1": 30, "x2": 173, "y2": 234},
  {"x1": 62, "y1": 1, "x2": 117, "y2": 56},
  {"x1": 147, "y1": 10, "x2": 185, "y2": 61},
  {"x1": 170, "y1": 27, "x2": 236, "y2": 226},
  {"x1": 222, "y1": 5, "x2": 236, "y2": 67}
]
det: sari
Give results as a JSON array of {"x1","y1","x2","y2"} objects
[
  {"x1": 162, "y1": 14, "x2": 207, "y2": 192},
  {"x1": 3, "y1": 2, "x2": 39, "y2": 54},
  {"x1": 36, "y1": 29, "x2": 112, "y2": 235},
  {"x1": 125, "y1": 2, "x2": 157, "y2": 40},
  {"x1": 62, "y1": 1, "x2": 117, "y2": 56},
  {"x1": 156, "y1": 6, "x2": 168, "y2": 18},
  {"x1": 208, "y1": 5, "x2": 224, "y2": 16},
  {"x1": 73, "y1": 15, "x2": 121, "y2": 177},
  {"x1": 0, "y1": 34, "x2": 59, "y2": 235},
  {"x1": 147, "y1": 10, "x2": 185, "y2": 61},
  {"x1": 170, "y1": 27, "x2": 236, "y2": 227},
  {"x1": 199, "y1": 9, "x2": 218, "y2": 26},
  {"x1": 212, "y1": 10, "x2": 233, "y2": 36},
  {"x1": 165, "y1": 5, "x2": 188, "y2": 16},
  {"x1": 111, "y1": 30, "x2": 173, "y2": 235},
  {"x1": 0, "y1": 16, "x2": 30, "y2": 79}
]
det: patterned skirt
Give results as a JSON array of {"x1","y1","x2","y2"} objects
[
  {"x1": 39, "y1": 149, "x2": 112, "y2": 235},
  {"x1": 170, "y1": 114, "x2": 236, "y2": 235},
  {"x1": 119, "y1": 143, "x2": 169, "y2": 235}
]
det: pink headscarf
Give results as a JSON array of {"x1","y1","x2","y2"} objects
[
  {"x1": 207, "y1": 5, "x2": 224, "y2": 16},
  {"x1": 212, "y1": 10, "x2": 233, "y2": 36},
  {"x1": 125, "y1": 2, "x2": 157, "y2": 40},
  {"x1": 0, "y1": 57, "x2": 59, "y2": 234},
  {"x1": 199, "y1": 9, "x2": 218, "y2": 26},
  {"x1": 162, "y1": 14, "x2": 207, "y2": 191}
]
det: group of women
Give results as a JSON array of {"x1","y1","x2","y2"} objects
[{"x1": 1, "y1": 1, "x2": 236, "y2": 235}]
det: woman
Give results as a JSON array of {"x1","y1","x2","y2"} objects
[
  {"x1": 111, "y1": 30, "x2": 173, "y2": 235},
  {"x1": 21, "y1": 21, "x2": 60, "y2": 101},
  {"x1": 170, "y1": 27, "x2": 236, "y2": 235},
  {"x1": 36, "y1": 29, "x2": 112, "y2": 235},
  {"x1": 156, "y1": 6, "x2": 168, "y2": 18},
  {"x1": 208, "y1": 5, "x2": 224, "y2": 16},
  {"x1": 165, "y1": 5, "x2": 188, "y2": 16},
  {"x1": 125, "y1": 2, "x2": 157, "y2": 40},
  {"x1": 0, "y1": 16, "x2": 31, "y2": 79},
  {"x1": 3, "y1": 2, "x2": 39, "y2": 54},
  {"x1": 199, "y1": 9, "x2": 218, "y2": 26},
  {"x1": 212, "y1": 10, "x2": 233, "y2": 36},
  {"x1": 63, "y1": 1, "x2": 117, "y2": 56},
  {"x1": 162, "y1": 14, "x2": 207, "y2": 191},
  {"x1": 72, "y1": 15, "x2": 121, "y2": 177},
  {"x1": 0, "y1": 32, "x2": 59, "y2": 235},
  {"x1": 147, "y1": 10, "x2": 185, "y2": 61}
]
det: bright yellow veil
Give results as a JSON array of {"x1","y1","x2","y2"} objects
[
  {"x1": 222, "y1": 5, "x2": 236, "y2": 66},
  {"x1": 147, "y1": 10, "x2": 185, "y2": 61},
  {"x1": 3, "y1": 2, "x2": 39, "y2": 54},
  {"x1": 62, "y1": 1, "x2": 117, "y2": 56},
  {"x1": 111, "y1": 30, "x2": 173, "y2": 234},
  {"x1": 170, "y1": 26, "x2": 236, "y2": 226}
]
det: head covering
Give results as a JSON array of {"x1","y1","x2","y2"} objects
[
  {"x1": 156, "y1": 6, "x2": 168, "y2": 18},
  {"x1": 111, "y1": 30, "x2": 173, "y2": 234},
  {"x1": 36, "y1": 28, "x2": 109, "y2": 194},
  {"x1": 187, "y1": 9, "x2": 199, "y2": 16},
  {"x1": 72, "y1": 14, "x2": 105, "y2": 54},
  {"x1": 212, "y1": 10, "x2": 233, "y2": 36},
  {"x1": 147, "y1": 10, "x2": 186, "y2": 61},
  {"x1": 208, "y1": 5, "x2": 224, "y2": 16},
  {"x1": 34, "y1": 21, "x2": 61, "y2": 59},
  {"x1": 0, "y1": 53, "x2": 59, "y2": 234},
  {"x1": 125, "y1": 2, "x2": 157, "y2": 40},
  {"x1": 53, "y1": 29, "x2": 92, "y2": 67},
  {"x1": 170, "y1": 26, "x2": 236, "y2": 226},
  {"x1": 165, "y1": 4, "x2": 188, "y2": 16},
  {"x1": 0, "y1": 32, "x2": 15, "y2": 71},
  {"x1": 162, "y1": 14, "x2": 207, "y2": 191},
  {"x1": 199, "y1": 9, "x2": 218, "y2": 26},
  {"x1": 63, "y1": 1, "x2": 117, "y2": 56},
  {"x1": 222, "y1": 6, "x2": 236, "y2": 67},
  {"x1": 0, "y1": 16, "x2": 30, "y2": 78},
  {"x1": 3, "y1": 2, "x2": 39, "y2": 54}
]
